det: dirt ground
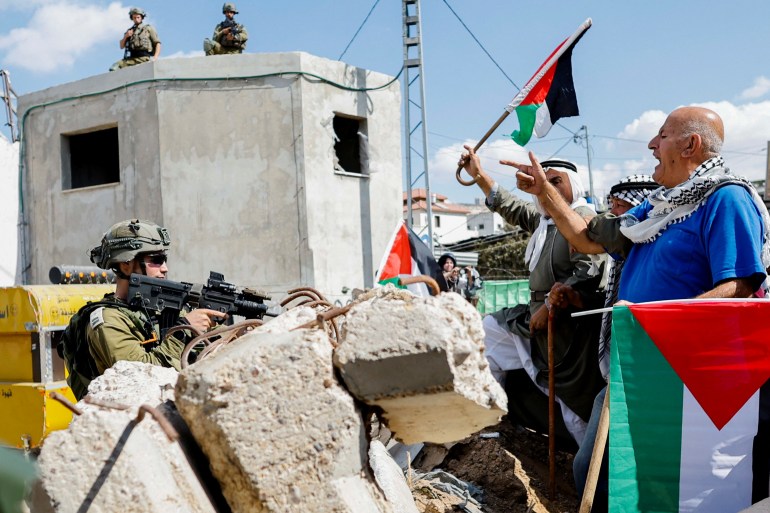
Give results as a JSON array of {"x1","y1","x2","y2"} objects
[{"x1": 410, "y1": 418, "x2": 581, "y2": 513}]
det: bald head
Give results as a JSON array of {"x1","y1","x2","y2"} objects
[
  {"x1": 648, "y1": 106, "x2": 725, "y2": 187},
  {"x1": 669, "y1": 106, "x2": 724, "y2": 156}
]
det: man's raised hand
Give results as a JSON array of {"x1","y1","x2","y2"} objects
[{"x1": 500, "y1": 151, "x2": 547, "y2": 195}]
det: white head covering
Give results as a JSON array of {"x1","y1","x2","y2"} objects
[{"x1": 525, "y1": 161, "x2": 594, "y2": 272}]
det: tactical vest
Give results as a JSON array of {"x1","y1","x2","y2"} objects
[
  {"x1": 58, "y1": 294, "x2": 154, "y2": 400},
  {"x1": 129, "y1": 24, "x2": 154, "y2": 54}
]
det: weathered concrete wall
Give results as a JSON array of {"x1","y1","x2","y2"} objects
[{"x1": 17, "y1": 52, "x2": 402, "y2": 296}]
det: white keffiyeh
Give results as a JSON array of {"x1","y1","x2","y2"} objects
[
  {"x1": 619, "y1": 156, "x2": 770, "y2": 269},
  {"x1": 525, "y1": 171, "x2": 595, "y2": 272}
]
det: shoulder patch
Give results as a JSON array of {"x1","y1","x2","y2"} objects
[{"x1": 89, "y1": 307, "x2": 105, "y2": 330}]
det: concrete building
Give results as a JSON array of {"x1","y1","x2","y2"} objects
[
  {"x1": 404, "y1": 189, "x2": 505, "y2": 246},
  {"x1": 17, "y1": 52, "x2": 403, "y2": 299}
]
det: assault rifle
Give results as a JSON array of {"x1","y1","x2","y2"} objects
[
  {"x1": 220, "y1": 18, "x2": 240, "y2": 41},
  {"x1": 127, "y1": 271, "x2": 272, "y2": 340},
  {"x1": 123, "y1": 25, "x2": 135, "y2": 59}
]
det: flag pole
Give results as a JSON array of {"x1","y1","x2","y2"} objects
[
  {"x1": 547, "y1": 306, "x2": 557, "y2": 499},
  {"x1": 456, "y1": 18, "x2": 593, "y2": 186}
]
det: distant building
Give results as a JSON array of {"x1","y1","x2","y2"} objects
[{"x1": 403, "y1": 189, "x2": 505, "y2": 245}]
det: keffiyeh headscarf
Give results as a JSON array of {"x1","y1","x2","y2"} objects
[
  {"x1": 525, "y1": 160, "x2": 595, "y2": 272},
  {"x1": 619, "y1": 156, "x2": 770, "y2": 269},
  {"x1": 607, "y1": 174, "x2": 659, "y2": 208}
]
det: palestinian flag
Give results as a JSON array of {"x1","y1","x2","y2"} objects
[
  {"x1": 376, "y1": 222, "x2": 447, "y2": 296},
  {"x1": 609, "y1": 300, "x2": 770, "y2": 512},
  {"x1": 508, "y1": 19, "x2": 592, "y2": 146}
]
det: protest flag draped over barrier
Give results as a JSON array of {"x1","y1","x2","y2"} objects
[
  {"x1": 609, "y1": 299, "x2": 770, "y2": 512},
  {"x1": 375, "y1": 221, "x2": 447, "y2": 296},
  {"x1": 508, "y1": 19, "x2": 591, "y2": 146}
]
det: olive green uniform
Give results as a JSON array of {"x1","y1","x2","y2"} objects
[
  {"x1": 86, "y1": 294, "x2": 185, "y2": 376},
  {"x1": 110, "y1": 23, "x2": 161, "y2": 71},
  {"x1": 488, "y1": 186, "x2": 607, "y2": 427},
  {"x1": 205, "y1": 20, "x2": 248, "y2": 55}
]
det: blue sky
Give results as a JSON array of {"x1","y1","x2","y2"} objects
[{"x1": 2, "y1": 0, "x2": 769, "y2": 205}]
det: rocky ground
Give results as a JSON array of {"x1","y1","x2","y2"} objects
[{"x1": 410, "y1": 418, "x2": 581, "y2": 513}]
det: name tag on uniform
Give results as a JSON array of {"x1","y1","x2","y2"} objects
[{"x1": 90, "y1": 307, "x2": 105, "y2": 329}]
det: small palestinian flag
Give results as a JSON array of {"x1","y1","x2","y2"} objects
[
  {"x1": 376, "y1": 222, "x2": 447, "y2": 296},
  {"x1": 609, "y1": 300, "x2": 770, "y2": 512},
  {"x1": 508, "y1": 19, "x2": 591, "y2": 146}
]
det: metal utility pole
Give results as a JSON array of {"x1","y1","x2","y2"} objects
[
  {"x1": 574, "y1": 125, "x2": 595, "y2": 204},
  {"x1": 1, "y1": 69, "x2": 19, "y2": 142},
  {"x1": 402, "y1": 0, "x2": 433, "y2": 248}
]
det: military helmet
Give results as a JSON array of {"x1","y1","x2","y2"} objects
[
  {"x1": 128, "y1": 7, "x2": 146, "y2": 19},
  {"x1": 89, "y1": 219, "x2": 170, "y2": 270},
  {"x1": 222, "y1": 2, "x2": 238, "y2": 14}
]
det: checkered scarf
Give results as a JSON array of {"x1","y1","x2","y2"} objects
[
  {"x1": 619, "y1": 156, "x2": 770, "y2": 269},
  {"x1": 607, "y1": 174, "x2": 658, "y2": 207}
]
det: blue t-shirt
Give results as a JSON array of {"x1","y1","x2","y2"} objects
[{"x1": 618, "y1": 185, "x2": 766, "y2": 303}]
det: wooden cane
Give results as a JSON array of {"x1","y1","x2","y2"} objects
[
  {"x1": 455, "y1": 111, "x2": 511, "y2": 186},
  {"x1": 578, "y1": 387, "x2": 610, "y2": 513},
  {"x1": 547, "y1": 306, "x2": 556, "y2": 499}
]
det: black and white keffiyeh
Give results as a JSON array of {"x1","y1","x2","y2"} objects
[
  {"x1": 619, "y1": 156, "x2": 770, "y2": 269},
  {"x1": 606, "y1": 174, "x2": 658, "y2": 207}
]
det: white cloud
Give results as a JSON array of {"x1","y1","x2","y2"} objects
[
  {"x1": 739, "y1": 77, "x2": 770, "y2": 100},
  {"x1": 163, "y1": 50, "x2": 204, "y2": 60},
  {"x1": 0, "y1": 1, "x2": 127, "y2": 73}
]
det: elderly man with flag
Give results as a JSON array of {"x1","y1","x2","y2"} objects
[
  {"x1": 458, "y1": 147, "x2": 608, "y2": 448},
  {"x1": 497, "y1": 106, "x2": 770, "y2": 512}
]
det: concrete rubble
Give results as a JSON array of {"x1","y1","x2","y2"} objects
[
  {"x1": 32, "y1": 288, "x2": 507, "y2": 512},
  {"x1": 31, "y1": 361, "x2": 218, "y2": 513},
  {"x1": 335, "y1": 288, "x2": 507, "y2": 444}
]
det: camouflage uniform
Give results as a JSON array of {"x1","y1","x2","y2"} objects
[
  {"x1": 204, "y1": 3, "x2": 248, "y2": 55},
  {"x1": 86, "y1": 293, "x2": 186, "y2": 376},
  {"x1": 110, "y1": 21, "x2": 161, "y2": 71}
]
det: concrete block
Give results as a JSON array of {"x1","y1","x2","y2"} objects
[
  {"x1": 334, "y1": 290, "x2": 507, "y2": 444},
  {"x1": 35, "y1": 378, "x2": 216, "y2": 512},
  {"x1": 369, "y1": 440, "x2": 419, "y2": 513},
  {"x1": 175, "y1": 328, "x2": 394, "y2": 513},
  {"x1": 82, "y1": 359, "x2": 178, "y2": 406}
]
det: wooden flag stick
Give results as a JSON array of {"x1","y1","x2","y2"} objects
[
  {"x1": 455, "y1": 111, "x2": 511, "y2": 186},
  {"x1": 455, "y1": 18, "x2": 592, "y2": 187},
  {"x1": 547, "y1": 306, "x2": 557, "y2": 499},
  {"x1": 578, "y1": 388, "x2": 610, "y2": 513}
]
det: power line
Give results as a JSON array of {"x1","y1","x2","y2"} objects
[
  {"x1": 440, "y1": 0, "x2": 519, "y2": 89},
  {"x1": 338, "y1": 0, "x2": 382, "y2": 61}
]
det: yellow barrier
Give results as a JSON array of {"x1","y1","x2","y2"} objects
[{"x1": 0, "y1": 284, "x2": 114, "y2": 448}]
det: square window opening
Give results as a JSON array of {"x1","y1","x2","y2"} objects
[
  {"x1": 333, "y1": 115, "x2": 367, "y2": 175},
  {"x1": 62, "y1": 127, "x2": 119, "y2": 190}
]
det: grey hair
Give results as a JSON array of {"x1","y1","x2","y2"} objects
[{"x1": 680, "y1": 118, "x2": 723, "y2": 156}]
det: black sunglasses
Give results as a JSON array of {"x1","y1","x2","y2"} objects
[{"x1": 143, "y1": 254, "x2": 167, "y2": 266}]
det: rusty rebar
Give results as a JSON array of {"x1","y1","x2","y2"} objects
[
  {"x1": 83, "y1": 396, "x2": 178, "y2": 442},
  {"x1": 181, "y1": 319, "x2": 265, "y2": 367},
  {"x1": 136, "y1": 404, "x2": 179, "y2": 442},
  {"x1": 280, "y1": 291, "x2": 318, "y2": 307},
  {"x1": 164, "y1": 324, "x2": 204, "y2": 344},
  {"x1": 50, "y1": 391, "x2": 83, "y2": 416},
  {"x1": 287, "y1": 286, "x2": 328, "y2": 303},
  {"x1": 83, "y1": 396, "x2": 130, "y2": 410},
  {"x1": 398, "y1": 275, "x2": 441, "y2": 296}
]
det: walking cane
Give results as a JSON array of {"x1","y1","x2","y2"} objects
[
  {"x1": 578, "y1": 389, "x2": 610, "y2": 513},
  {"x1": 547, "y1": 305, "x2": 556, "y2": 499}
]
